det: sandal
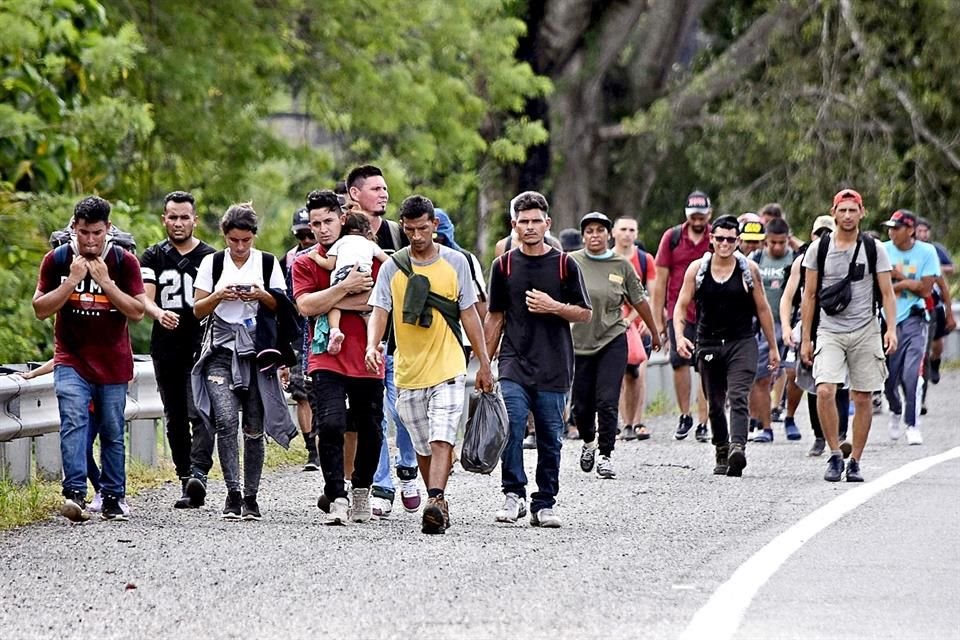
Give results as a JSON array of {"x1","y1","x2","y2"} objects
[{"x1": 635, "y1": 424, "x2": 651, "y2": 440}]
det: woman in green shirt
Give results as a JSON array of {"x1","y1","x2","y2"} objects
[{"x1": 569, "y1": 212, "x2": 661, "y2": 480}]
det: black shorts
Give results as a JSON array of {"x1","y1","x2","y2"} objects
[
  {"x1": 668, "y1": 321, "x2": 697, "y2": 369},
  {"x1": 933, "y1": 305, "x2": 948, "y2": 340}
]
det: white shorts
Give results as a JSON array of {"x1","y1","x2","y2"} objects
[{"x1": 397, "y1": 375, "x2": 466, "y2": 456}]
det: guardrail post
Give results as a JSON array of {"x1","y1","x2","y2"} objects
[
  {"x1": 34, "y1": 432, "x2": 62, "y2": 481},
  {"x1": 126, "y1": 374, "x2": 158, "y2": 466},
  {"x1": 0, "y1": 438, "x2": 32, "y2": 485}
]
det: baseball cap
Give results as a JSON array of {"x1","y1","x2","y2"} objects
[
  {"x1": 684, "y1": 191, "x2": 711, "y2": 216},
  {"x1": 739, "y1": 220, "x2": 766, "y2": 241},
  {"x1": 738, "y1": 212, "x2": 761, "y2": 225},
  {"x1": 291, "y1": 207, "x2": 310, "y2": 233},
  {"x1": 579, "y1": 211, "x2": 612, "y2": 233},
  {"x1": 558, "y1": 228, "x2": 583, "y2": 252},
  {"x1": 881, "y1": 209, "x2": 917, "y2": 229},
  {"x1": 811, "y1": 215, "x2": 836, "y2": 236},
  {"x1": 832, "y1": 189, "x2": 863, "y2": 208}
]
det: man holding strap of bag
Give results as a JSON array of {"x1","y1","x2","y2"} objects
[{"x1": 800, "y1": 189, "x2": 898, "y2": 483}]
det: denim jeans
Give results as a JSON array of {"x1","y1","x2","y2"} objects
[
  {"x1": 372, "y1": 355, "x2": 418, "y2": 496},
  {"x1": 500, "y1": 380, "x2": 566, "y2": 513},
  {"x1": 203, "y1": 350, "x2": 264, "y2": 495},
  {"x1": 54, "y1": 366, "x2": 127, "y2": 499},
  {"x1": 86, "y1": 411, "x2": 101, "y2": 492}
]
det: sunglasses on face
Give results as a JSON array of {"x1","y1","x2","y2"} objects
[
  {"x1": 295, "y1": 231, "x2": 314, "y2": 240},
  {"x1": 712, "y1": 235, "x2": 738, "y2": 244}
]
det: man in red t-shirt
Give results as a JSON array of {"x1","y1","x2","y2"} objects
[
  {"x1": 33, "y1": 196, "x2": 146, "y2": 522},
  {"x1": 651, "y1": 191, "x2": 712, "y2": 442},
  {"x1": 292, "y1": 189, "x2": 385, "y2": 525}
]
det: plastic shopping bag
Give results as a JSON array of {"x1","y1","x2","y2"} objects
[{"x1": 461, "y1": 387, "x2": 510, "y2": 474}]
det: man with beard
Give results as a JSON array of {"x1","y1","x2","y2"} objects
[{"x1": 140, "y1": 191, "x2": 216, "y2": 508}]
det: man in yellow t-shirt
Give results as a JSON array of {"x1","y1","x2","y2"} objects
[{"x1": 366, "y1": 195, "x2": 493, "y2": 535}]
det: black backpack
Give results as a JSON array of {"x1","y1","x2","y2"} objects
[{"x1": 810, "y1": 231, "x2": 881, "y2": 341}]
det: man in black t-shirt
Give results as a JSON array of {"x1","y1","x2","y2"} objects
[
  {"x1": 484, "y1": 191, "x2": 592, "y2": 528},
  {"x1": 140, "y1": 191, "x2": 216, "y2": 509}
]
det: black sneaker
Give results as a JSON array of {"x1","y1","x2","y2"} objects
[
  {"x1": 579, "y1": 442, "x2": 597, "y2": 472},
  {"x1": 317, "y1": 493, "x2": 331, "y2": 513},
  {"x1": 807, "y1": 438, "x2": 826, "y2": 457},
  {"x1": 101, "y1": 495, "x2": 128, "y2": 521},
  {"x1": 930, "y1": 358, "x2": 941, "y2": 385},
  {"x1": 222, "y1": 491, "x2": 243, "y2": 520},
  {"x1": 174, "y1": 478, "x2": 194, "y2": 509},
  {"x1": 185, "y1": 473, "x2": 207, "y2": 507},
  {"x1": 771, "y1": 407, "x2": 784, "y2": 423},
  {"x1": 674, "y1": 415, "x2": 694, "y2": 440},
  {"x1": 242, "y1": 495, "x2": 262, "y2": 521},
  {"x1": 713, "y1": 444, "x2": 729, "y2": 475},
  {"x1": 726, "y1": 444, "x2": 747, "y2": 477},
  {"x1": 303, "y1": 449, "x2": 320, "y2": 472},
  {"x1": 694, "y1": 423, "x2": 710, "y2": 443},
  {"x1": 60, "y1": 491, "x2": 90, "y2": 523},
  {"x1": 824, "y1": 454, "x2": 844, "y2": 482},
  {"x1": 845, "y1": 458, "x2": 864, "y2": 482}
]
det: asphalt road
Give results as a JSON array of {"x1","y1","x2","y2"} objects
[{"x1": 1, "y1": 373, "x2": 958, "y2": 640}]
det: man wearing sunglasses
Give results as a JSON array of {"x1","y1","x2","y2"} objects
[{"x1": 673, "y1": 215, "x2": 779, "y2": 478}]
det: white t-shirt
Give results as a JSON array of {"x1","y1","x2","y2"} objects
[
  {"x1": 194, "y1": 249, "x2": 286, "y2": 324},
  {"x1": 329, "y1": 234, "x2": 379, "y2": 273}
]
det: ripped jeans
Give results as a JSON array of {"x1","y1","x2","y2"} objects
[{"x1": 204, "y1": 349, "x2": 265, "y2": 495}]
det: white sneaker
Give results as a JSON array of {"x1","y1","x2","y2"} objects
[
  {"x1": 905, "y1": 426, "x2": 923, "y2": 445},
  {"x1": 88, "y1": 491, "x2": 103, "y2": 513},
  {"x1": 370, "y1": 496, "x2": 392, "y2": 519},
  {"x1": 350, "y1": 487, "x2": 372, "y2": 522},
  {"x1": 326, "y1": 498, "x2": 349, "y2": 525},
  {"x1": 399, "y1": 479, "x2": 421, "y2": 512},
  {"x1": 494, "y1": 492, "x2": 527, "y2": 523},
  {"x1": 596, "y1": 455, "x2": 617, "y2": 479},
  {"x1": 119, "y1": 498, "x2": 131, "y2": 517},
  {"x1": 889, "y1": 414, "x2": 903, "y2": 441},
  {"x1": 530, "y1": 507, "x2": 562, "y2": 528}
]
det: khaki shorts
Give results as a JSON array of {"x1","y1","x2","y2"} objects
[
  {"x1": 397, "y1": 375, "x2": 466, "y2": 456},
  {"x1": 813, "y1": 320, "x2": 888, "y2": 392}
]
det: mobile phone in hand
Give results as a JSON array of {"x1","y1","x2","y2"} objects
[{"x1": 233, "y1": 284, "x2": 252, "y2": 293}]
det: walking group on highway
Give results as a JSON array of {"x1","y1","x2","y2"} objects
[{"x1": 28, "y1": 168, "x2": 955, "y2": 531}]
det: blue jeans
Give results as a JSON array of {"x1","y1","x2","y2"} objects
[
  {"x1": 373, "y1": 355, "x2": 418, "y2": 496},
  {"x1": 54, "y1": 366, "x2": 127, "y2": 499},
  {"x1": 500, "y1": 380, "x2": 566, "y2": 513}
]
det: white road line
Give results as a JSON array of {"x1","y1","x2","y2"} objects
[{"x1": 679, "y1": 446, "x2": 960, "y2": 640}]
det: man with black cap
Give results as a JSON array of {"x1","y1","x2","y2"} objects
[
  {"x1": 652, "y1": 191, "x2": 711, "y2": 442},
  {"x1": 569, "y1": 212, "x2": 660, "y2": 479},
  {"x1": 281, "y1": 206, "x2": 320, "y2": 470},
  {"x1": 800, "y1": 189, "x2": 898, "y2": 482},
  {"x1": 881, "y1": 209, "x2": 940, "y2": 445}
]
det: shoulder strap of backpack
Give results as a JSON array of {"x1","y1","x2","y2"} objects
[
  {"x1": 497, "y1": 248, "x2": 514, "y2": 278},
  {"x1": 749, "y1": 249, "x2": 763, "y2": 264},
  {"x1": 695, "y1": 253, "x2": 712, "y2": 290},
  {"x1": 559, "y1": 251, "x2": 568, "y2": 281},
  {"x1": 53, "y1": 244, "x2": 71, "y2": 268},
  {"x1": 815, "y1": 232, "x2": 830, "y2": 295},
  {"x1": 212, "y1": 250, "x2": 226, "y2": 285},
  {"x1": 670, "y1": 224, "x2": 683, "y2": 250},
  {"x1": 861, "y1": 233, "x2": 880, "y2": 312},
  {"x1": 261, "y1": 251, "x2": 274, "y2": 288},
  {"x1": 634, "y1": 248, "x2": 648, "y2": 286},
  {"x1": 737, "y1": 254, "x2": 755, "y2": 291},
  {"x1": 387, "y1": 220, "x2": 403, "y2": 251}
]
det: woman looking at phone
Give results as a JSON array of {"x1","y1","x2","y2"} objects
[{"x1": 192, "y1": 203, "x2": 288, "y2": 520}]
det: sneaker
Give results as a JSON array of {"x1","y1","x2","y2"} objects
[
  {"x1": 839, "y1": 441, "x2": 852, "y2": 459},
  {"x1": 326, "y1": 497, "x2": 349, "y2": 525},
  {"x1": 784, "y1": 418, "x2": 801, "y2": 441},
  {"x1": 694, "y1": 423, "x2": 710, "y2": 443},
  {"x1": 185, "y1": 473, "x2": 207, "y2": 507},
  {"x1": 61, "y1": 492, "x2": 90, "y2": 523},
  {"x1": 174, "y1": 478, "x2": 194, "y2": 509},
  {"x1": 101, "y1": 495, "x2": 128, "y2": 521},
  {"x1": 303, "y1": 449, "x2": 320, "y2": 472},
  {"x1": 596, "y1": 455, "x2": 617, "y2": 479},
  {"x1": 931, "y1": 359, "x2": 941, "y2": 385},
  {"x1": 399, "y1": 479, "x2": 422, "y2": 512},
  {"x1": 370, "y1": 496, "x2": 392, "y2": 519},
  {"x1": 119, "y1": 499, "x2": 131, "y2": 517},
  {"x1": 889, "y1": 413, "x2": 903, "y2": 441},
  {"x1": 621, "y1": 425, "x2": 637, "y2": 441},
  {"x1": 872, "y1": 392, "x2": 884, "y2": 414},
  {"x1": 748, "y1": 417, "x2": 762, "y2": 439},
  {"x1": 807, "y1": 438, "x2": 826, "y2": 457},
  {"x1": 221, "y1": 491, "x2": 243, "y2": 520},
  {"x1": 905, "y1": 426, "x2": 924, "y2": 446},
  {"x1": 530, "y1": 508, "x2": 562, "y2": 528},
  {"x1": 327, "y1": 328, "x2": 345, "y2": 355},
  {"x1": 494, "y1": 492, "x2": 527, "y2": 523},
  {"x1": 522, "y1": 433, "x2": 537, "y2": 449},
  {"x1": 317, "y1": 493, "x2": 331, "y2": 513},
  {"x1": 635, "y1": 424, "x2": 651, "y2": 440},
  {"x1": 350, "y1": 487, "x2": 372, "y2": 522},
  {"x1": 752, "y1": 429, "x2": 774, "y2": 443},
  {"x1": 771, "y1": 407, "x2": 784, "y2": 423},
  {"x1": 88, "y1": 491, "x2": 103, "y2": 514},
  {"x1": 920, "y1": 404, "x2": 927, "y2": 416},
  {"x1": 845, "y1": 458, "x2": 864, "y2": 482},
  {"x1": 241, "y1": 495, "x2": 262, "y2": 521},
  {"x1": 674, "y1": 414, "x2": 694, "y2": 440},
  {"x1": 824, "y1": 453, "x2": 844, "y2": 482},
  {"x1": 726, "y1": 444, "x2": 747, "y2": 477},
  {"x1": 713, "y1": 444, "x2": 729, "y2": 475},
  {"x1": 579, "y1": 441, "x2": 597, "y2": 472},
  {"x1": 422, "y1": 496, "x2": 449, "y2": 534}
]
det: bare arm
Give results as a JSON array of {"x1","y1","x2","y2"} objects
[
  {"x1": 799, "y1": 267, "x2": 819, "y2": 366},
  {"x1": 483, "y1": 310, "x2": 504, "y2": 361},
  {"x1": 630, "y1": 299, "x2": 662, "y2": 351},
  {"x1": 651, "y1": 265, "x2": 670, "y2": 336},
  {"x1": 33, "y1": 257, "x2": 88, "y2": 320},
  {"x1": 524, "y1": 289, "x2": 592, "y2": 323},
  {"x1": 20, "y1": 358, "x2": 55, "y2": 380},
  {"x1": 461, "y1": 305, "x2": 493, "y2": 392},
  {"x1": 877, "y1": 271, "x2": 899, "y2": 355},
  {"x1": 893, "y1": 273, "x2": 935, "y2": 298},
  {"x1": 87, "y1": 257, "x2": 145, "y2": 321},
  {"x1": 672, "y1": 261, "x2": 699, "y2": 358},
  {"x1": 296, "y1": 265, "x2": 373, "y2": 317},
  {"x1": 363, "y1": 306, "x2": 390, "y2": 373},
  {"x1": 780, "y1": 257, "x2": 802, "y2": 346},
  {"x1": 309, "y1": 252, "x2": 337, "y2": 270}
]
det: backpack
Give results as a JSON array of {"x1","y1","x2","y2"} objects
[
  {"x1": 810, "y1": 231, "x2": 881, "y2": 341},
  {"x1": 669, "y1": 224, "x2": 683, "y2": 251},
  {"x1": 694, "y1": 252, "x2": 755, "y2": 292},
  {"x1": 211, "y1": 249, "x2": 275, "y2": 288},
  {"x1": 50, "y1": 221, "x2": 136, "y2": 271},
  {"x1": 386, "y1": 219, "x2": 403, "y2": 251},
  {"x1": 497, "y1": 247, "x2": 569, "y2": 280},
  {"x1": 629, "y1": 247, "x2": 649, "y2": 288}
]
